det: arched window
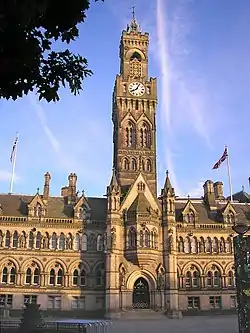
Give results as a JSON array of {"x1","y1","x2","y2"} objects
[
  {"x1": 185, "y1": 271, "x2": 192, "y2": 288},
  {"x1": 12, "y1": 230, "x2": 18, "y2": 248},
  {"x1": 125, "y1": 121, "x2": 136, "y2": 147},
  {"x1": 25, "y1": 268, "x2": 32, "y2": 284},
  {"x1": 5, "y1": 230, "x2": 10, "y2": 248},
  {"x1": 128, "y1": 228, "x2": 136, "y2": 248},
  {"x1": 51, "y1": 233, "x2": 57, "y2": 250},
  {"x1": 185, "y1": 210, "x2": 195, "y2": 223},
  {"x1": 9, "y1": 267, "x2": 16, "y2": 283},
  {"x1": 199, "y1": 237, "x2": 205, "y2": 253},
  {"x1": 25, "y1": 265, "x2": 40, "y2": 285},
  {"x1": 82, "y1": 234, "x2": 87, "y2": 251},
  {"x1": 96, "y1": 264, "x2": 105, "y2": 287},
  {"x1": 97, "y1": 235, "x2": 103, "y2": 252},
  {"x1": 75, "y1": 233, "x2": 81, "y2": 251},
  {"x1": 123, "y1": 158, "x2": 129, "y2": 170},
  {"x1": 130, "y1": 53, "x2": 142, "y2": 77},
  {"x1": 139, "y1": 230, "x2": 144, "y2": 247},
  {"x1": 28, "y1": 231, "x2": 34, "y2": 248},
  {"x1": 35, "y1": 232, "x2": 42, "y2": 249},
  {"x1": 49, "y1": 269, "x2": 55, "y2": 285},
  {"x1": 207, "y1": 268, "x2": 221, "y2": 287},
  {"x1": 34, "y1": 203, "x2": 42, "y2": 218},
  {"x1": 226, "y1": 211, "x2": 235, "y2": 224},
  {"x1": 192, "y1": 271, "x2": 199, "y2": 287},
  {"x1": 57, "y1": 269, "x2": 63, "y2": 285},
  {"x1": 146, "y1": 159, "x2": 152, "y2": 172},
  {"x1": 80, "y1": 270, "x2": 86, "y2": 286},
  {"x1": 34, "y1": 268, "x2": 40, "y2": 284},
  {"x1": 43, "y1": 232, "x2": 50, "y2": 249},
  {"x1": 1, "y1": 267, "x2": 7, "y2": 283},
  {"x1": 73, "y1": 269, "x2": 78, "y2": 286},
  {"x1": 139, "y1": 122, "x2": 151, "y2": 148},
  {"x1": 145, "y1": 230, "x2": 150, "y2": 248},
  {"x1": 131, "y1": 158, "x2": 137, "y2": 171},
  {"x1": 49, "y1": 265, "x2": 64, "y2": 286},
  {"x1": 152, "y1": 230, "x2": 157, "y2": 249},
  {"x1": 228, "y1": 271, "x2": 234, "y2": 287}
]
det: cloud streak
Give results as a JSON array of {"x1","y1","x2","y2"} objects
[{"x1": 155, "y1": 0, "x2": 213, "y2": 195}]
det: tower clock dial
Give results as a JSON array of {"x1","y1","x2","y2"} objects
[{"x1": 128, "y1": 82, "x2": 145, "y2": 97}]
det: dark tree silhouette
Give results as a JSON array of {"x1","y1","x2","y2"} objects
[
  {"x1": 19, "y1": 303, "x2": 45, "y2": 333},
  {"x1": 0, "y1": 0, "x2": 103, "y2": 102}
]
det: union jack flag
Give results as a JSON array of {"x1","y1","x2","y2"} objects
[{"x1": 212, "y1": 147, "x2": 228, "y2": 169}]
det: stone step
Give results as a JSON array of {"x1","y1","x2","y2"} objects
[{"x1": 120, "y1": 309, "x2": 166, "y2": 320}]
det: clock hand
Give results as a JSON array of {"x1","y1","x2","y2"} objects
[{"x1": 131, "y1": 84, "x2": 140, "y2": 92}]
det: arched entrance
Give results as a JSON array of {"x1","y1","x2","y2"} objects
[{"x1": 132, "y1": 277, "x2": 150, "y2": 309}]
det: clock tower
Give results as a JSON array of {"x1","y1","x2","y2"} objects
[{"x1": 112, "y1": 13, "x2": 158, "y2": 195}]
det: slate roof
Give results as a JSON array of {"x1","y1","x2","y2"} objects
[
  {"x1": 0, "y1": 191, "x2": 250, "y2": 224},
  {"x1": 0, "y1": 194, "x2": 107, "y2": 221}
]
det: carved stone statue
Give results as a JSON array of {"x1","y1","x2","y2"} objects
[
  {"x1": 68, "y1": 237, "x2": 73, "y2": 250},
  {"x1": 19, "y1": 234, "x2": 26, "y2": 248},
  {"x1": 167, "y1": 234, "x2": 173, "y2": 252},
  {"x1": 157, "y1": 270, "x2": 165, "y2": 290},
  {"x1": 111, "y1": 228, "x2": 116, "y2": 248},
  {"x1": 119, "y1": 268, "x2": 126, "y2": 288},
  {"x1": 199, "y1": 241, "x2": 204, "y2": 253}
]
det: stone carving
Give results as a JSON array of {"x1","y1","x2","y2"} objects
[
  {"x1": 111, "y1": 227, "x2": 116, "y2": 248},
  {"x1": 119, "y1": 267, "x2": 126, "y2": 288},
  {"x1": 157, "y1": 269, "x2": 165, "y2": 290},
  {"x1": 66, "y1": 237, "x2": 73, "y2": 250},
  {"x1": 167, "y1": 234, "x2": 173, "y2": 252},
  {"x1": 19, "y1": 234, "x2": 26, "y2": 248}
]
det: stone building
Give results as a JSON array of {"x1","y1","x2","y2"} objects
[{"x1": 0, "y1": 15, "x2": 249, "y2": 317}]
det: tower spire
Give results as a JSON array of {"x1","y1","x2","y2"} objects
[{"x1": 127, "y1": 5, "x2": 141, "y2": 33}]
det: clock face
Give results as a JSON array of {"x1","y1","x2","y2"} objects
[{"x1": 128, "y1": 82, "x2": 145, "y2": 97}]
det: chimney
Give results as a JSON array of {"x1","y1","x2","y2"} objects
[
  {"x1": 43, "y1": 172, "x2": 51, "y2": 201},
  {"x1": 68, "y1": 173, "x2": 77, "y2": 201},
  {"x1": 61, "y1": 186, "x2": 68, "y2": 197},
  {"x1": 214, "y1": 181, "x2": 224, "y2": 200},
  {"x1": 203, "y1": 180, "x2": 216, "y2": 209}
]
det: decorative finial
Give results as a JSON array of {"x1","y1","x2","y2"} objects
[
  {"x1": 166, "y1": 170, "x2": 169, "y2": 177},
  {"x1": 131, "y1": 5, "x2": 135, "y2": 20},
  {"x1": 82, "y1": 190, "x2": 85, "y2": 196},
  {"x1": 187, "y1": 194, "x2": 190, "y2": 200},
  {"x1": 242, "y1": 185, "x2": 245, "y2": 192},
  {"x1": 37, "y1": 187, "x2": 40, "y2": 194}
]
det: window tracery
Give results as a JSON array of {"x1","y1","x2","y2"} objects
[
  {"x1": 1, "y1": 263, "x2": 16, "y2": 284},
  {"x1": 129, "y1": 52, "x2": 142, "y2": 78},
  {"x1": 49, "y1": 264, "x2": 64, "y2": 286},
  {"x1": 139, "y1": 122, "x2": 151, "y2": 148},
  {"x1": 125, "y1": 121, "x2": 136, "y2": 147}
]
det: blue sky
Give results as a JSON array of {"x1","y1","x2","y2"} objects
[{"x1": 0, "y1": 0, "x2": 250, "y2": 198}]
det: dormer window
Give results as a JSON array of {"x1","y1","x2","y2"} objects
[
  {"x1": 184, "y1": 210, "x2": 195, "y2": 223},
  {"x1": 225, "y1": 210, "x2": 235, "y2": 224},
  {"x1": 34, "y1": 203, "x2": 42, "y2": 218}
]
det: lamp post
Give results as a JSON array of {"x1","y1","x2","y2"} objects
[{"x1": 232, "y1": 222, "x2": 250, "y2": 333}]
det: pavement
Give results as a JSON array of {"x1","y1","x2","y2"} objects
[{"x1": 108, "y1": 315, "x2": 238, "y2": 333}]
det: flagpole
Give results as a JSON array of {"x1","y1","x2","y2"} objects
[
  {"x1": 226, "y1": 146, "x2": 233, "y2": 202},
  {"x1": 10, "y1": 133, "x2": 18, "y2": 194}
]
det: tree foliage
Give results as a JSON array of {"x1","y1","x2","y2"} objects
[
  {"x1": 19, "y1": 303, "x2": 45, "y2": 333},
  {"x1": 0, "y1": 0, "x2": 103, "y2": 102}
]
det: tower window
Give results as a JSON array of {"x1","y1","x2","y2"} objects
[
  {"x1": 130, "y1": 52, "x2": 142, "y2": 78},
  {"x1": 124, "y1": 158, "x2": 129, "y2": 170},
  {"x1": 125, "y1": 121, "x2": 136, "y2": 147},
  {"x1": 131, "y1": 158, "x2": 137, "y2": 171},
  {"x1": 139, "y1": 122, "x2": 151, "y2": 148}
]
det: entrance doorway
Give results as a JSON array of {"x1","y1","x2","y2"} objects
[{"x1": 132, "y1": 277, "x2": 150, "y2": 309}]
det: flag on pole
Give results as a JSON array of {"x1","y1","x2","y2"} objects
[
  {"x1": 212, "y1": 147, "x2": 228, "y2": 169},
  {"x1": 10, "y1": 134, "x2": 18, "y2": 163}
]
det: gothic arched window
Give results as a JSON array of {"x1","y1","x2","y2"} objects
[
  {"x1": 123, "y1": 158, "x2": 129, "y2": 170},
  {"x1": 131, "y1": 158, "x2": 137, "y2": 171},
  {"x1": 125, "y1": 121, "x2": 136, "y2": 147},
  {"x1": 12, "y1": 231, "x2": 18, "y2": 248},
  {"x1": 51, "y1": 232, "x2": 57, "y2": 250},
  {"x1": 5, "y1": 230, "x2": 10, "y2": 248},
  {"x1": 139, "y1": 122, "x2": 151, "y2": 148},
  {"x1": 146, "y1": 159, "x2": 152, "y2": 172},
  {"x1": 129, "y1": 52, "x2": 142, "y2": 78}
]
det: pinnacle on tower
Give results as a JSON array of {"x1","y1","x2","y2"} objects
[
  {"x1": 126, "y1": 6, "x2": 141, "y2": 33},
  {"x1": 162, "y1": 170, "x2": 175, "y2": 196},
  {"x1": 107, "y1": 168, "x2": 120, "y2": 194}
]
